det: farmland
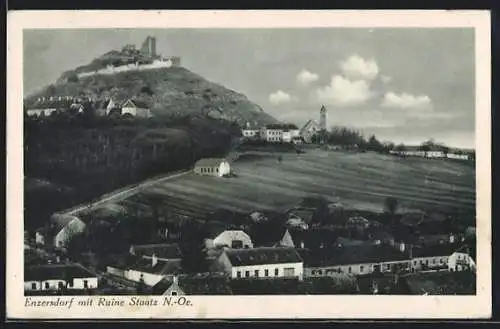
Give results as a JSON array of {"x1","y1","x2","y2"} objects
[{"x1": 118, "y1": 149, "x2": 475, "y2": 223}]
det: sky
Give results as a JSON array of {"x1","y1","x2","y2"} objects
[{"x1": 23, "y1": 28, "x2": 475, "y2": 148}]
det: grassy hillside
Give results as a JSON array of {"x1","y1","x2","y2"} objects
[
  {"x1": 25, "y1": 66, "x2": 277, "y2": 126},
  {"x1": 119, "y1": 150, "x2": 475, "y2": 223}
]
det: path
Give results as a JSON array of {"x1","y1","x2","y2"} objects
[{"x1": 57, "y1": 170, "x2": 191, "y2": 217}]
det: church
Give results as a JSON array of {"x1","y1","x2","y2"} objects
[{"x1": 299, "y1": 105, "x2": 328, "y2": 143}]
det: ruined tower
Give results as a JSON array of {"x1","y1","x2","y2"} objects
[
  {"x1": 140, "y1": 36, "x2": 157, "y2": 58},
  {"x1": 319, "y1": 105, "x2": 327, "y2": 131}
]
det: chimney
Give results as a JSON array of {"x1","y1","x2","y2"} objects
[{"x1": 152, "y1": 253, "x2": 158, "y2": 267}]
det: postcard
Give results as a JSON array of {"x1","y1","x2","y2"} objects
[{"x1": 6, "y1": 10, "x2": 491, "y2": 319}]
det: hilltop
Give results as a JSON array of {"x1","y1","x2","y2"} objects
[{"x1": 25, "y1": 55, "x2": 277, "y2": 126}]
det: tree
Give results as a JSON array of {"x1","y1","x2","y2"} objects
[
  {"x1": 67, "y1": 72, "x2": 79, "y2": 83},
  {"x1": 384, "y1": 197, "x2": 399, "y2": 215}
]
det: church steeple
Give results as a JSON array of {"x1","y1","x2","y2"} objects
[{"x1": 319, "y1": 105, "x2": 327, "y2": 131}]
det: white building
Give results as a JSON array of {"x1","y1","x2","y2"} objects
[
  {"x1": 121, "y1": 99, "x2": 153, "y2": 118},
  {"x1": 212, "y1": 247, "x2": 304, "y2": 280},
  {"x1": 300, "y1": 244, "x2": 411, "y2": 277},
  {"x1": 260, "y1": 124, "x2": 300, "y2": 143},
  {"x1": 123, "y1": 255, "x2": 182, "y2": 287},
  {"x1": 242, "y1": 129, "x2": 260, "y2": 138},
  {"x1": 410, "y1": 244, "x2": 474, "y2": 272},
  {"x1": 205, "y1": 230, "x2": 254, "y2": 250},
  {"x1": 194, "y1": 158, "x2": 231, "y2": 177},
  {"x1": 50, "y1": 214, "x2": 87, "y2": 248},
  {"x1": 299, "y1": 119, "x2": 321, "y2": 143},
  {"x1": 24, "y1": 264, "x2": 98, "y2": 292}
]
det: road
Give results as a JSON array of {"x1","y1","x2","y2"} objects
[
  {"x1": 57, "y1": 137, "x2": 243, "y2": 218},
  {"x1": 57, "y1": 170, "x2": 191, "y2": 217}
]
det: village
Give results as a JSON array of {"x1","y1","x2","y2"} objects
[
  {"x1": 24, "y1": 104, "x2": 476, "y2": 297},
  {"x1": 22, "y1": 35, "x2": 476, "y2": 297}
]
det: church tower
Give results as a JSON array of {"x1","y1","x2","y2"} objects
[{"x1": 319, "y1": 105, "x2": 327, "y2": 131}]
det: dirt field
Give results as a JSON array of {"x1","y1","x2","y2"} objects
[{"x1": 120, "y1": 150, "x2": 475, "y2": 220}]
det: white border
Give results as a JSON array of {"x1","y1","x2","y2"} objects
[{"x1": 7, "y1": 10, "x2": 491, "y2": 319}]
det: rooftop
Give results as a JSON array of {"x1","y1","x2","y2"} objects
[
  {"x1": 194, "y1": 158, "x2": 228, "y2": 168},
  {"x1": 298, "y1": 244, "x2": 409, "y2": 267},
  {"x1": 411, "y1": 243, "x2": 461, "y2": 258},
  {"x1": 226, "y1": 247, "x2": 303, "y2": 267},
  {"x1": 129, "y1": 257, "x2": 182, "y2": 275},
  {"x1": 123, "y1": 99, "x2": 150, "y2": 109},
  {"x1": 130, "y1": 243, "x2": 182, "y2": 260},
  {"x1": 265, "y1": 123, "x2": 299, "y2": 130},
  {"x1": 25, "y1": 264, "x2": 96, "y2": 281}
]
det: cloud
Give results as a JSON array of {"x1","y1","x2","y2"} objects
[
  {"x1": 381, "y1": 92, "x2": 432, "y2": 110},
  {"x1": 340, "y1": 54, "x2": 379, "y2": 80},
  {"x1": 381, "y1": 75, "x2": 392, "y2": 84},
  {"x1": 296, "y1": 69, "x2": 319, "y2": 86},
  {"x1": 316, "y1": 75, "x2": 375, "y2": 106},
  {"x1": 268, "y1": 90, "x2": 296, "y2": 105}
]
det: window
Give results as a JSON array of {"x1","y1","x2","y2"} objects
[
  {"x1": 245, "y1": 271, "x2": 250, "y2": 278},
  {"x1": 283, "y1": 268, "x2": 295, "y2": 277},
  {"x1": 44, "y1": 282, "x2": 49, "y2": 289},
  {"x1": 420, "y1": 260, "x2": 424, "y2": 265},
  {"x1": 31, "y1": 283, "x2": 36, "y2": 290},
  {"x1": 360, "y1": 265, "x2": 364, "y2": 273},
  {"x1": 171, "y1": 291, "x2": 178, "y2": 296},
  {"x1": 237, "y1": 271, "x2": 241, "y2": 278},
  {"x1": 83, "y1": 280, "x2": 88, "y2": 289},
  {"x1": 432, "y1": 259, "x2": 436, "y2": 264},
  {"x1": 274, "y1": 268, "x2": 279, "y2": 276},
  {"x1": 255, "y1": 270, "x2": 259, "y2": 277},
  {"x1": 348, "y1": 267, "x2": 352, "y2": 273},
  {"x1": 264, "y1": 269, "x2": 269, "y2": 277},
  {"x1": 439, "y1": 258, "x2": 444, "y2": 264},
  {"x1": 58, "y1": 282, "x2": 64, "y2": 289},
  {"x1": 425, "y1": 260, "x2": 429, "y2": 265}
]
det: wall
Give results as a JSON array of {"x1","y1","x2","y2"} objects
[
  {"x1": 27, "y1": 109, "x2": 57, "y2": 117},
  {"x1": 231, "y1": 262, "x2": 304, "y2": 280},
  {"x1": 410, "y1": 256, "x2": 449, "y2": 271},
  {"x1": 72, "y1": 277, "x2": 99, "y2": 289},
  {"x1": 106, "y1": 266, "x2": 126, "y2": 277},
  {"x1": 447, "y1": 252, "x2": 474, "y2": 271},
  {"x1": 306, "y1": 260, "x2": 411, "y2": 277},
  {"x1": 77, "y1": 57, "x2": 181, "y2": 79},
  {"x1": 125, "y1": 269, "x2": 163, "y2": 287}
]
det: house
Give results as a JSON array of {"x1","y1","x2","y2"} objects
[
  {"x1": 193, "y1": 158, "x2": 231, "y2": 177},
  {"x1": 299, "y1": 244, "x2": 411, "y2": 277},
  {"x1": 346, "y1": 216, "x2": 370, "y2": 230},
  {"x1": 129, "y1": 243, "x2": 182, "y2": 260},
  {"x1": 260, "y1": 124, "x2": 300, "y2": 143},
  {"x1": 25, "y1": 96, "x2": 79, "y2": 117},
  {"x1": 300, "y1": 119, "x2": 321, "y2": 143},
  {"x1": 50, "y1": 214, "x2": 87, "y2": 248},
  {"x1": 122, "y1": 255, "x2": 182, "y2": 287},
  {"x1": 35, "y1": 227, "x2": 46, "y2": 245},
  {"x1": 409, "y1": 243, "x2": 461, "y2": 272},
  {"x1": 241, "y1": 122, "x2": 261, "y2": 138},
  {"x1": 121, "y1": 99, "x2": 152, "y2": 118},
  {"x1": 95, "y1": 98, "x2": 118, "y2": 116},
  {"x1": 152, "y1": 273, "x2": 232, "y2": 295},
  {"x1": 24, "y1": 264, "x2": 98, "y2": 292},
  {"x1": 211, "y1": 247, "x2": 304, "y2": 280},
  {"x1": 205, "y1": 229, "x2": 254, "y2": 250}
]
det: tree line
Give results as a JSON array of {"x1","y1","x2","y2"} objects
[{"x1": 24, "y1": 110, "x2": 241, "y2": 232}]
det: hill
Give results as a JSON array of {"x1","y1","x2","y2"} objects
[{"x1": 25, "y1": 63, "x2": 277, "y2": 126}]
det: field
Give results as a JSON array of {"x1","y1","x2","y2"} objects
[{"x1": 119, "y1": 150, "x2": 475, "y2": 222}]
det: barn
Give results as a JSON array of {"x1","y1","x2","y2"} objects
[{"x1": 193, "y1": 158, "x2": 231, "y2": 177}]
